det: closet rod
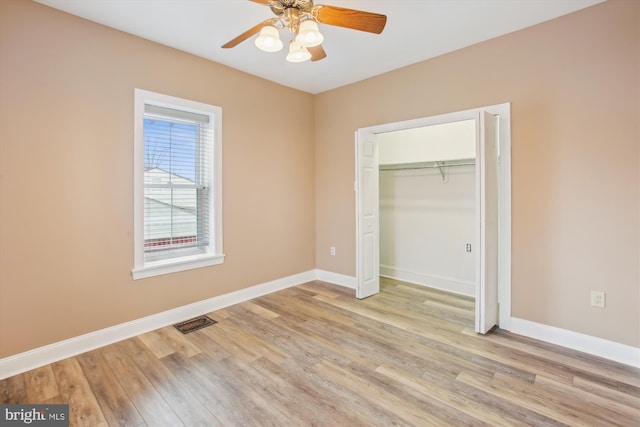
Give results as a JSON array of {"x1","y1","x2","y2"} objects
[{"x1": 379, "y1": 161, "x2": 475, "y2": 171}]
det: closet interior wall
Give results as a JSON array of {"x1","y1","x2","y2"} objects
[
  {"x1": 379, "y1": 162, "x2": 476, "y2": 296},
  {"x1": 378, "y1": 120, "x2": 477, "y2": 297}
]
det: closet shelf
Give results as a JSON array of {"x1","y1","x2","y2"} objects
[
  {"x1": 379, "y1": 159, "x2": 475, "y2": 171},
  {"x1": 380, "y1": 159, "x2": 476, "y2": 181}
]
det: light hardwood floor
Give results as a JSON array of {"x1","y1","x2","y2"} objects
[{"x1": 1, "y1": 278, "x2": 639, "y2": 426}]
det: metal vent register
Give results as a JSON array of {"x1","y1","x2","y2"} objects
[{"x1": 173, "y1": 315, "x2": 217, "y2": 334}]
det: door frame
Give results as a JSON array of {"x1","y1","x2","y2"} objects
[{"x1": 355, "y1": 103, "x2": 512, "y2": 330}]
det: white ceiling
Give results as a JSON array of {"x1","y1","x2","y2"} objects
[{"x1": 35, "y1": 0, "x2": 604, "y2": 94}]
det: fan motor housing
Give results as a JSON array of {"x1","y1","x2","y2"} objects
[{"x1": 270, "y1": 0, "x2": 314, "y2": 16}]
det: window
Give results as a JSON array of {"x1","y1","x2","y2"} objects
[{"x1": 132, "y1": 89, "x2": 223, "y2": 279}]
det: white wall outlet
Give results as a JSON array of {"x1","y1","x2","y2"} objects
[
  {"x1": 330, "y1": 246, "x2": 336, "y2": 256},
  {"x1": 590, "y1": 291, "x2": 605, "y2": 308}
]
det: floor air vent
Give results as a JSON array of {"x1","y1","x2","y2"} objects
[{"x1": 174, "y1": 315, "x2": 217, "y2": 334}]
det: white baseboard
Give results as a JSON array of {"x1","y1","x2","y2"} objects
[
  {"x1": 510, "y1": 317, "x2": 640, "y2": 368},
  {"x1": 315, "y1": 269, "x2": 357, "y2": 289},
  {"x1": 380, "y1": 265, "x2": 474, "y2": 297},
  {"x1": 0, "y1": 270, "x2": 316, "y2": 380}
]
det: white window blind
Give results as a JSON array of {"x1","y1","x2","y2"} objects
[
  {"x1": 133, "y1": 89, "x2": 223, "y2": 279},
  {"x1": 143, "y1": 105, "x2": 211, "y2": 262}
]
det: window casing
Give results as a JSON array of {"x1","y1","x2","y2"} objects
[{"x1": 132, "y1": 89, "x2": 223, "y2": 279}]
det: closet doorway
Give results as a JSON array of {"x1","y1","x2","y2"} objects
[
  {"x1": 354, "y1": 103, "x2": 511, "y2": 334},
  {"x1": 378, "y1": 119, "x2": 477, "y2": 296}
]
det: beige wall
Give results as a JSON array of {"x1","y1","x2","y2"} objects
[
  {"x1": 0, "y1": 0, "x2": 316, "y2": 358},
  {"x1": 315, "y1": 0, "x2": 639, "y2": 347}
]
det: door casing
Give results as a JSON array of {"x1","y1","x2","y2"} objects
[{"x1": 355, "y1": 103, "x2": 512, "y2": 330}]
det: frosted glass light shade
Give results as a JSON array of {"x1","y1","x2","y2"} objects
[
  {"x1": 286, "y1": 40, "x2": 311, "y2": 62},
  {"x1": 255, "y1": 25, "x2": 283, "y2": 52},
  {"x1": 296, "y1": 20, "x2": 324, "y2": 47}
]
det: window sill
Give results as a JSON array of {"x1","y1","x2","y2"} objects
[{"x1": 132, "y1": 253, "x2": 225, "y2": 280}]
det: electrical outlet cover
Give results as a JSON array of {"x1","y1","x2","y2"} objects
[{"x1": 590, "y1": 291, "x2": 605, "y2": 308}]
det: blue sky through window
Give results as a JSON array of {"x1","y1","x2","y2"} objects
[{"x1": 144, "y1": 118, "x2": 197, "y2": 182}]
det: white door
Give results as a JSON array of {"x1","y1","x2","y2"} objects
[
  {"x1": 475, "y1": 111, "x2": 499, "y2": 333},
  {"x1": 355, "y1": 130, "x2": 380, "y2": 299}
]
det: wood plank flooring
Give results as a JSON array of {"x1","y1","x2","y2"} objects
[{"x1": 1, "y1": 278, "x2": 639, "y2": 426}]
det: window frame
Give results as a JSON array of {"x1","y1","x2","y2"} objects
[{"x1": 132, "y1": 89, "x2": 223, "y2": 280}]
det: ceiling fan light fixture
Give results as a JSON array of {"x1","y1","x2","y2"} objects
[
  {"x1": 222, "y1": 0, "x2": 388, "y2": 64},
  {"x1": 286, "y1": 39, "x2": 311, "y2": 62},
  {"x1": 255, "y1": 25, "x2": 283, "y2": 52},
  {"x1": 296, "y1": 19, "x2": 324, "y2": 47}
]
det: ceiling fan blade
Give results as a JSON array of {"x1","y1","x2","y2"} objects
[
  {"x1": 249, "y1": 0, "x2": 271, "y2": 4},
  {"x1": 221, "y1": 20, "x2": 270, "y2": 49},
  {"x1": 315, "y1": 5, "x2": 387, "y2": 34},
  {"x1": 309, "y1": 45, "x2": 327, "y2": 62}
]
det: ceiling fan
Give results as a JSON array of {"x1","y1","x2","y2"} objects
[{"x1": 222, "y1": 0, "x2": 387, "y2": 63}]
